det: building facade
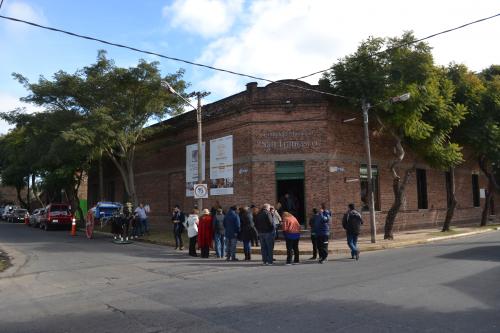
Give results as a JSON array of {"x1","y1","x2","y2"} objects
[{"x1": 88, "y1": 80, "x2": 496, "y2": 235}]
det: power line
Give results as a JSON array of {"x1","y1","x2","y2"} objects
[
  {"x1": 0, "y1": 0, "x2": 5, "y2": 11},
  {"x1": 296, "y1": 12, "x2": 500, "y2": 80},
  {"x1": 0, "y1": 14, "x2": 349, "y2": 100}
]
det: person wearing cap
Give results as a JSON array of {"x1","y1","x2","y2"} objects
[
  {"x1": 184, "y1": 209, "x2": 200, "y2": 257},
  {"x1": 198, "y1": 209, "x2": 213, "y2": 258},
  {"x1": 342, "y1": 203, "x2": 363, "y2": 260},
  {"x1": 172, "y1": 205, "x2": 185, "y2": 250}
]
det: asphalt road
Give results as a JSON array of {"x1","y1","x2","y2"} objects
[{"x1": 0, "y1": 222, "x2": 499, "y2": 333}]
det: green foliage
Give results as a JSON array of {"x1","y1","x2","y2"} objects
[
  {"x1": 4, "y1": 50, "x2": 189, "y2": 205},
  {"x1": 321, "y1": 31, "x2": 466, "y2": 170}
]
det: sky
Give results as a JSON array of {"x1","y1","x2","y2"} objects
[{"x1": 0, "y1": 0, "x2": 499, "y2": 134}]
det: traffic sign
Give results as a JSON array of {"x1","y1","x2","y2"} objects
[{"x1": 194, "y1": 184, "x2": 208, "y2": 199}]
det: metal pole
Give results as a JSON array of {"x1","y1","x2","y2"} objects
[
  {"x1": 362, "y1": 99, "x2": 377, "y2": 243},
  {"x1": 196, "y1": 93, "x2": 203, "y2": 211}
]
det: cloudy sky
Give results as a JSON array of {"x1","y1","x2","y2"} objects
[{"x1": 0, "y1": 0, "x2": 499, "y2": 133}]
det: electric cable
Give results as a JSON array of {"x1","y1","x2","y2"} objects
[
  {"x1": 0, "y1": 14, "x2": 349, "y2": 100},
  {"x1": 295, "y1": 12, "x2": 500, "y2": 80}
]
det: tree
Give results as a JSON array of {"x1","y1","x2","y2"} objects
[
  {"x1": 452, "y1": 65, "x2": 500, "y2": 226},
  {"x1": 442, "y1": 64, "x2": 486, "y2": 231},
  {"x1": 13, "y1": 51, "x2": 188, "y2": 206},
  {"x1": 0, "y1": 108, "x2": 92, "y2": 220},
  {"x1": 320, "y1": 32, "x2": 466, "y2": 239}
]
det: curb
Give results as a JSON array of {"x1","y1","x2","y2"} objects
[{"x1": 80, "y1": 227, "x2": 499, "y2": 256}]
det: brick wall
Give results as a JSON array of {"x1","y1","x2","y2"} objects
[{"x1": 88, "y1": 80, "x2": 497, "y2": 235}]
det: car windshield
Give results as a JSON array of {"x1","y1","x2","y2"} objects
[{"x1": 50, "y1": 206, "x2": 70, "y2": 215}]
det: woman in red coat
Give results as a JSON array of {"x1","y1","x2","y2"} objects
[{"x1": 198, "y1": 209, "x2": 213, "y2": 258}]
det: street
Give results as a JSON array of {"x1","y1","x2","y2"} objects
[{"x1": 0, "y1": 222, "x2": 499, "y2": 333}]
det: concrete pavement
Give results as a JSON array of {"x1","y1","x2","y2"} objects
[{"x1": 1, "y1": 221, "x2": 499, "y2": 332}]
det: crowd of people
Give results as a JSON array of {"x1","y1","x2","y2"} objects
[{"x1": 169, "y1": 201, "x2": 364, "y2": 265}]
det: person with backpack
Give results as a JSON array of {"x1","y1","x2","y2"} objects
[{"x1": 342, "y1": 203, "x2": 363, "y2": 260}]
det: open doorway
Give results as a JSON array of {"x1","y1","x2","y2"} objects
[
  {"x1": 275, "y1": 161, "x2": 305, "y2": 224},
  {"x1": 277, "y1": 179, "x2": 305, "y2": 224}
]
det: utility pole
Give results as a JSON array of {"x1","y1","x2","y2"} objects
[
  {"x1": 362, "y1": 99, "x2": 377, "y2": 243},
  {"x1": 196, "y1": 93, "x2": 203, "y2": 211}
]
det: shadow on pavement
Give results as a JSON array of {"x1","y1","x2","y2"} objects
[
  {"x1": 1, "y1": 296, "x2": 499, "y2": 333},
  {"x1": 437, "y1": 246, "x2": 500, "y2": 262}
]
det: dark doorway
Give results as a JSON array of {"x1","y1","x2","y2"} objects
[
  {"x1": 277, "y1": 179, "x2": 305, "y2": 224},
  {"x1": 275, "y1": 161, "x2": 305, "y2": 224}
]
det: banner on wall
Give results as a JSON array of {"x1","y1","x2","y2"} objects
[
  {"x1": 186, "y1": 142, "x2": 206, "y2": 197},
  {"x1": 210, "y1": 135, "x2": 234, "y2": 195}
]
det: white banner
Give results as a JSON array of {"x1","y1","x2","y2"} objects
[
  {"x1": 186, "y1": 142, "x2": 205, "y2": 197},
  {"x1": 210, "y1": 135, "x2": 234, "y2": 195}
]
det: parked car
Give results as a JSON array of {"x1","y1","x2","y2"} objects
[
  {"x1": 8, "y1": 208, "x2": 29, "y2": 223},
  {"x1": 28, "y1": 208, "x2": 45, "y2": 228},
  {"x1": 39, "y1": 203, "x2": 74, "y2": 231},
  {"x1": 2, "y1": 206, "x2": 17, "y2": 221}
]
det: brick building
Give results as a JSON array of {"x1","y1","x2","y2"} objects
[{"x1": 89, "y1": 80, "x2": 496, "y2": 235}]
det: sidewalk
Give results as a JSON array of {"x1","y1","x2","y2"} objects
[
  {"x1": 264, "y1": 225, "x2": 500, "y2": 256},
  {"x1": 88, "y1": 224, "x2": 499, "y2": 256}
]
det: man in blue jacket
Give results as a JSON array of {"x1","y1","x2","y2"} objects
[
  {"x1": 223, "y1": 206, "x2": 241, "y2": 261},
  {"x1": 312, "y1": 207, "x2": 330, "y2": 263}
]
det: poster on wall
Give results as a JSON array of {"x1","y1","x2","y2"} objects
[
  {"x1": 186, "y1": 142, "x2": 206, "y2": 197},
  {"x1": 210, "y1": 135, "x2": 234, "y2": 195}
]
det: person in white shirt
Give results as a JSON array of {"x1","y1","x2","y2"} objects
[{"x1": 183, "y1": 209, "x2": 199, "y2": 257}]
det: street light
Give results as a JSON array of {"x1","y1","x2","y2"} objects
[
  {"x1": 362, "y1": 92, "x2": 410, "y2": 244},
  {"x1": 161, "y1": 81, "x2": 204, "y2": 211}
]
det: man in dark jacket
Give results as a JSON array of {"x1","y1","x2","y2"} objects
[
  {"x1": 255, "y1": 203, "x2": 274, "y2": 265},
  {"x1": 223, "y1": 206, "x2": 241, "y2": 261},
  {"x1": 342, "y1": 203, "x2": 363, "y2": 260},
  {"x1": 171, "y1": 205, "x2": 185, "y2": 250},
  {"x1": 312, "y1": 208, "x2": 330, "y2": 263}
]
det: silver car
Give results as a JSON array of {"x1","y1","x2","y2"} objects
[{"x1": 29, "y1": 208, "x2": 45, "y2": 228}]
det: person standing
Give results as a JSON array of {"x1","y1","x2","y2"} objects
[
  {"x1": 183, "y1": 209, "x2": 199, "y2": 257},
  {"x1": 282, "y1": 211, "x2": 301, "y2": 265},
  {"x1": 198, "y1": 209, "x2": 213, "y2": 258},
  {"x1": 134, "y1": 203, "x2": 147, "y2": 237},
  {"x1": 212, "y1": 208, "x2": 225, "y2": 258},
  {"x1": 143, "y1": 203, "x2": 151, "y2": 235},
  {"x1": 312, "y1": 208, "x2": 330, "y2": 263},
  {"x1": 320, "y1": 203, "x2": 332, "y2": 238},
  {"x1": 308, "y1": 210, "x2": 318, "y2": 260},
  {"x1": 223, "y1": 206, "x2": 240, "y2": 261},
  {"x1": 239, "y1": 206, "x2": 256, "y2": 261},
  {"x1": 255, "y1": 203, "x2": 274, "y2": 265},
  {"x1": 270, "y1": 205, "x2": 282, "y2": 240},
  {"x1": 250, "y1": 205, "x2": 260, "y2": 247},
  {"x1": 171, "y1": 205, "x2": 185, "y2": 250},
  {"x1": 342, "y1": 203, "x2": 363, "y2": 260}
]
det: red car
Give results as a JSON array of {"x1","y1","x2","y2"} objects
[{"x1": 40, "y1": 203, "x2": 74, "y2": 231}]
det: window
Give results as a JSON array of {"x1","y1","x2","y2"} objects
[
  {"x1": 416, "y1": 169, "x2": 428, "y2": 209},
  {"x1": 472, "y1": 174, "x2": 480, "y2": 207},
  {"x1": 360, "y1": 164, "x2": 380, "y2": 211}
]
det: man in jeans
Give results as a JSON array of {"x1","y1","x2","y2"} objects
[
  {"x1": 312, "y1": 207, "x2": 330, "y2": 263},
  {"x1": 171, "y1": 205, "x2": 185, "y2": 250},
  {"x1": 134, "y1": 203, "x2": 147, "y2": 237},
  {"x1": 342, "y1": 203, "x2": 363, "y2": 260},
  {"x1": 223, "y1": 206, "x2": 240, "y2": 261},
  {"x1": 255, "y1": 203, "x2": 275, "y2": 265}
]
